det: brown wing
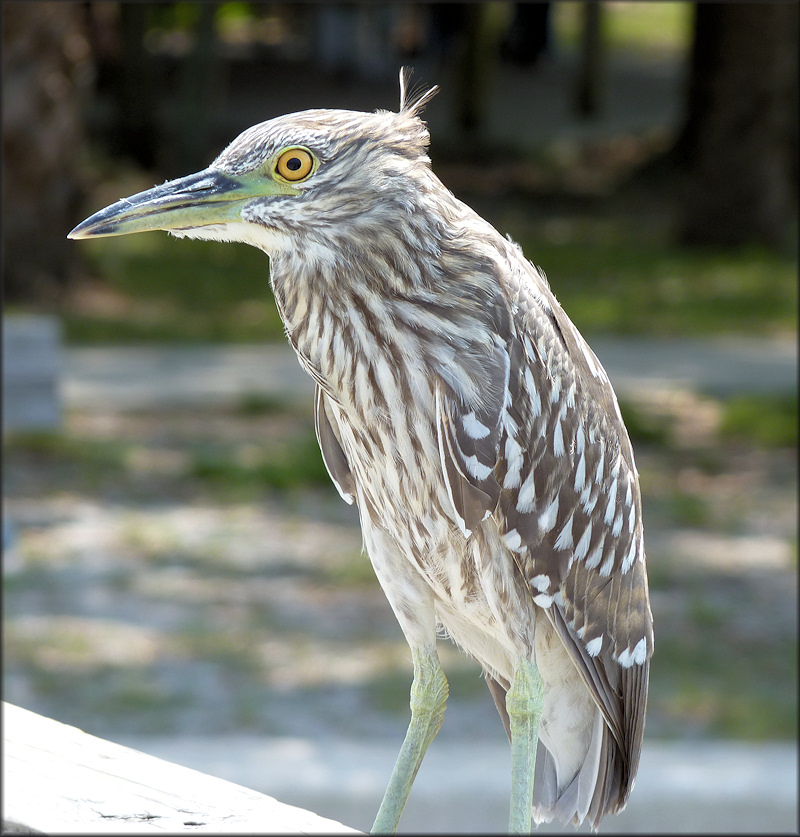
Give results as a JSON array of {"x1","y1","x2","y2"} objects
[
  {"x1": 496, "y1": 263, "x2": 654, "y2": 664},
  {"x1": 435, "y1": 256, "x2": 653, "y2": 819}
]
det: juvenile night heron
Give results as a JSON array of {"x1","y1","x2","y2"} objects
[{"x1": 69, "y1": 70, "x2": 653, "y2": 833}]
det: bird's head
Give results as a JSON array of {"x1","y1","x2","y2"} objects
[{"x1": 68, "y1": 72, "x2": 439, "y2": 256}]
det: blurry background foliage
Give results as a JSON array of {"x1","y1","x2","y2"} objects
[
  {"x1": 2, "y1": 2, "x2": 797, "y2": 746},
  {"x1": 2, "y1": 1, "x2": 796, "y2": 333}
]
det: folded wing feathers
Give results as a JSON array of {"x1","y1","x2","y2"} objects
[{"x1": 434, "y1": 263, "x2": 653, "y2": 827}]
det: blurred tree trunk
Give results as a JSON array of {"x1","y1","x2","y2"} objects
[
  {"x1": 167, "y1": 2, "x2": 221, "y2": 174},
  {"x1": 2, "y1": 1, "x2": 94, "y2": 304},
  {"x1": 114, "y1": 3, "x2": 159, "y2": 169},
  {"x1": 451, "y1": 3, "x2": 510, "y2": 136},
  {"x1": 575, "y1": 1, "x2": 604, "y2": 119},
  {"x1": 675, "y1": 3, "x2": 798, "y2": 248}
]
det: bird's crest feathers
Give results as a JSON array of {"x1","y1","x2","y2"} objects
[{"x1": 399, "y1": 67, "x2": 439, "y2": 118}]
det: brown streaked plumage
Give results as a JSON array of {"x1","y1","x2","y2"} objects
[{"x1": 69, "y1": 68, "x2": 653, "y2": 833}]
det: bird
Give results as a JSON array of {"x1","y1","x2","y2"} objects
[{"x1": 69, "y1": 69, "x2": 653, "y2": 834}]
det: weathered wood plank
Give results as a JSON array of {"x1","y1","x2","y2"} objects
[{"x1": 2, "y1": 702, "x2": 361, "y2": 833}]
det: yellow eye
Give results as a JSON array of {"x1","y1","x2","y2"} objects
[{"x1": 275, "y1": 147, "x2": 315, "y2": 182}]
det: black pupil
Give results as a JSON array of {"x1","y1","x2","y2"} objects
[{"x1": 286, "y1": 156, "x2": 302, "y2": 171}]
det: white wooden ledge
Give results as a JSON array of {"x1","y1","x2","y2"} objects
[{"x1": 2, "y1": 702, "x2": 361, "y2": 834}]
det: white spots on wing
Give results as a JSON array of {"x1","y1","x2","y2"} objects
[
  {"x1": 529, "y1": 380, "x2": 542, "y2": 419},
  {"x1": 604, "y1": 477, "x2": 618, "y2": 524},
  {"x1": 553, "y1": 402, "x2": 568, "y2": 457},
  {"x1": 533, "y1": 593, "x2": 553, "y2": 608},
  {"x1": 553, "y1": 416, "x2": 565, "y2": 457},
  {"x1": 463, "y1": 411, "x2": 490, "y2": 439},
  {"x1": 504, "y1": 435, "x2": 524, "y2": 489},
  {"x1": 616, "y1": 646, "x2": 633, "y2": 667},
  {"x1": 463, "y1": 454, "x2": 493, "y2": 481},
  {"x1": 625, "y1": 477, "x2": 633, "y2": 508},
  {"x1": 612, "y1": 511, "x2": 623, "y2": 538},
  {"x1": 621, "y1": 536, "x2": 638, "y2": 574},
  {"x1": 503, "y1": 411, "x2": 519, "y2": 438},
  {"x1": 523, "y1": 365, "x2": 535, "y2": 394},
  {"x1": 539, "y1": 495, "x2": 560, "y2": 533},
  {"x1": 633, "y1": 636, "x2": 648, "y2": 664},
  {"x1": 550, "y1": 375, "x2": 562, "y2": 404},
  {"x1": 585, "y1": 636, "x2": 603, "y2": 657},
  {"x1": 599, "y1": 549, "x2": 615, "y2": 577},
  {"x1": 617, "y1": 637, "x2": 648, "y2": 667},
  {"x1": 531, "y1": 574, "x2": 551, "y2": 592},
  {"x1": 554, "y1": 512, "x2": 574, "y2": 551},
  {"x1": 585, "y1": 536, "x2": 604, "y2": 570},
  {"x1": 574, "y1": 452, "x2": 586, "y2": 492},
  {"x1": 565, "y1": 381, "x2": 576, "y2": 409},
  {"x1": 628, "y1": 505, "x2": 637, "y2": 534},
  {"x1": 574, "y1": 522, "x2": 592, "y2": 561},
  {"x1": 503, "y1": 380, "x2": 514, "y2": 410},
  {"x1": 504, "y1": 467, "x2": 522, "y2": 491},
  {"x1": 595, "y1": 447, "x2": 605, "y2": 485},
  {"x1": 575, "y1": 424, "x2": 585, "y2": 454},
  {"x1": 523, "y1": 335, "x2": 538, "y2": 363},
  {"x1": 516, "y1": 470, "x2": 536, "y2": 514},
  {"x1": 502, "y1": 528, "x2": 523, "y2": 552},
  {"x1": 581, "y1": 484, "x2": 598, "y2": 515}
]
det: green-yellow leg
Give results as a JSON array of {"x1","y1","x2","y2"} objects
[
  {"x1": 507, "y1": 657, "x2": 545, "y2": 834},
  {"x1": 371, "y1": 646, "x2": 448, "y2": 834}
]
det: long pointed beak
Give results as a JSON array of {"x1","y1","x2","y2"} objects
[{"x1": 68, "y1": 169, "x2": 261, "y2": 240}]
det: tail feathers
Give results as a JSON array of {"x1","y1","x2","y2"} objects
[
  {"x1": 485, "y1": 671, "x2": 633, "y2": 830},
  {"x1": 532, "y1": 710, "x2": 626, "y2": 830}
]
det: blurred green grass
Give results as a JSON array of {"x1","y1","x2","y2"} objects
[
  {"x1": 718, "y1": 393, "x2": 798, "y2": 448},
  {"x1": 553, "y1": 1, "x2": 693, "y2": 59},
  {"x1": 4, "y1": 416, "x2": 331, "y2": 500},
  {"x1": 64, "y1": 222, "x2": 797, "y2": 343},
  {"x1": 66, "y1": 234, "x2": 285, "y2": 343},
  {"x1": 647, "y1": 568, "x2": 798, "y2": 740},
  {"x1": 524, "y1": 238, "x2": 797, "y2": 338}
]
